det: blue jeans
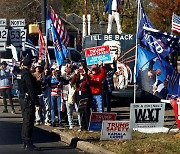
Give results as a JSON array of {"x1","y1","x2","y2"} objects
[
  {"x1": 92, "y1": 94, "x2": 104, "y2": 113},
  {"x1": 66, "y1": 102, "x2": 81, "y2": 128},
  {"x1": 104, "y1": 90, "x2": 112, "y2": 112},
  {"x1": 51, "y1": 96, "x2": 61, "y2": 124}
]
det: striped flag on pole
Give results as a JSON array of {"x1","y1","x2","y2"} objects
[
  {"x1": 172, "y1": 14, "x2": 180, "y2": 34},
  {"x1": 38, "y1": 28, "x2": 46, "y2": 60},
  {"x1": 50, "y1": 7, "x2": 70, "y2": 47},
  {"x1": 25, "y1": 39, "x2": 39, "y2": 57}
]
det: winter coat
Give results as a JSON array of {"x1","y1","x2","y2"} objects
[{"x1": 90, "y1": 67, "x2": 106, "y2": 95}]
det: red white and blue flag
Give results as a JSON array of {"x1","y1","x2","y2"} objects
[
  {"x1": 50, "y1": 8, "x2": 70, "y2": 47},
  {"x1": 38, "y1": 28, "x2": 46, "y2": 60},
  {"x1": 47, "y1": 11, "x2": 68, "y2": 66},
  {"x1": 172, "y1": 14, "x2": 180, "y2": 34}
]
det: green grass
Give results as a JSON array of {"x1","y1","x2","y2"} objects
[{"x1": 62, "y1": 130, "x2": 180, "y2": 154}]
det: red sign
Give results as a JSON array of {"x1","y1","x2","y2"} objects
[
  {"x1": 85, "y1": 45, "x2": 110, "y2": 57},
  {"x1": 170, "y1": 99, "x2": 180, "y2": 130},
  {"x1": 90, "y1": 112, "x2": 117, "y2": 122}
]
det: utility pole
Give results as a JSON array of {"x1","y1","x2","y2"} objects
[
  {"x1": 41, "y1": 0, "x2": 46, "y2": 36},
  {"x1": 83, "y1": 0, "x2": 88, "y2": 36}
]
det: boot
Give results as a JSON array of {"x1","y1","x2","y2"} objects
[{"x1": 25, "y1": 142, "x2": 38, "y2": 151}]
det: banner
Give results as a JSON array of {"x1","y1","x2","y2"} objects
[
  {"x1": 170, "y1": 99, "x2": 180, "y2": 130},
  {"x1": 88, "y1": 112, "x2": 117, "y2": 131},
  {"x1": 100, "y1": 121, "x2": 132, "y2": 140},
  {"x1": 85, "y1": 45, "x2": 110, "y2": 57},
  {"x1": 136, "y1": 46, "x2": 179, "y2": 99},
  {"x1": 130, "y1": 103, "x2": 165, "y2": 128},
  {"x1": 85, "y1": 45, "x2": 111, "y2": 65}
]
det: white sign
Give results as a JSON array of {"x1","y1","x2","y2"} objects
[
  {"x1": 0, "y1": 27, "x2": 8, "y2": 41},
  {"x1": 0, "y1": 19, "x2": 6, "y2": 26},
  {"x1": 0, "y1": 42, "x2": 6, "y2": 51},
  {"x1": 10, "y1": 19, "x2": 25, "y2": 27},
  {"x1": 130, "y1": 103, "x2": 165, "y2": 128},
  {"x1": 100, "y1": 121, "x2": 132, "y2": 140},
  {"x1": 9, "y1": 29, "x2": 27, "y2": 42},
  {"x1": 12, "y1": 42, "x2": 25, "y2": 51}
]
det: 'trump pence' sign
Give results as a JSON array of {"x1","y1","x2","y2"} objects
[
  {"x1": 130, "y1": 103, "x2": 165, "y2": 128},
  {"x1": 88, "y1": 112, "x2": 117, "y2": 131},
  {"x1": 100, "y1": 121, "x2": 132, "y2": 140}
]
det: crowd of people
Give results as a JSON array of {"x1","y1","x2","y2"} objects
[{"x1": 0, "y1": 56, "x2": 117, "y2": 132}]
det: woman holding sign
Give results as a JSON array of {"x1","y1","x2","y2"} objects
[{"x1": 71, "y1": 64, "x2": 91, "y2": 131}]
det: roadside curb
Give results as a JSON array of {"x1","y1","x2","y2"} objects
[{"x1": 52, "y1": 129, "x2": 116, "y2": 154}]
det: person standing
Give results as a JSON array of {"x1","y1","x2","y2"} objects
[
  {"x1": 89, "y1": 63, "x2": 106, "y2": 113},
  {"x1": 103, "y1": 60, "x2": 117, "y2": 112},
  {"x1": 18, "y1": 57, "x2": 40, "y2": 151},
  {"x1": 71, "y1": 64, "x2": 91, "y2": 131},
  {"x1": 0, "y1": 61, "x2": 16, "y2": 114},
  {"x1": 50, "y1": 66, "x2": 63, "y2": 127},
  {"x1": 33, "y1": 62, "x2": 44, "y2": 125},
  {"x1": 103, "y1": 0, "x2": 124, "y2": 34}
]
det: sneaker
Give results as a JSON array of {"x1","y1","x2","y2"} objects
[
  {"x1": 25, "y1": 144, "x2": 39, "y2": 151},
  {"x1": 45, "y1": 122, "x2": 51, "y2": 126},
  {"x1": 2, "y1": 109, "x2": 8, "y2": 113},
  {"x1": 78, "y1": 128, "x2": 82, "y2": 132},
  {"x1": 11, "y1": 110, "x2": 16, "y2": 114},
  {"x1": 35, "y1": 121, "x2": 40, "y2": 126},
  {"x1": 69, "y1": 126, "x2": 73, "y2": 130},
  {"x1": 52, "y1": 122, "x2": 56, "y2": 127},
  {"x1": 59, "y1": 123, "x2": 64, "y2": 128}
]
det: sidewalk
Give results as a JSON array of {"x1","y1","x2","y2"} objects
[{"x1": 0, "y1": 98, "x2": 116, "y2": 154}]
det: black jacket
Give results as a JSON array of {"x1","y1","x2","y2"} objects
[{"x1": 18, "y1": 68, "x2": 40, "y2": 106}]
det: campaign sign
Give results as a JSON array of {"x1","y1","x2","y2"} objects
[
  {"x1": 85, "y1": 45, "x2": 110, "y2": 57},
  {"x1": 100, "y1": 121, "x2": 132, "y2": 140},
  {"x1": 86, "y1": 54, "x2": 112, "y2": 65},
  {"x1": 88, "y1": 112, "x2": 117, "y2": 131},
  {"x1": 85, "y1": 45, "x2": 112, "y2": 65},
  {"x1": 130, "y1": 103, "x2": 165, "y2": 128}
]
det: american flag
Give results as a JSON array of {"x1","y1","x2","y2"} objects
[
  {"x1": 172, "y1": 14, "x2": 180, "y2": 34},
  {"x1": 50, "y1": 8, "x2": 70, "y2": 47},
  {"x1": 38, "y1": 28, "x2": 46, "y2": 60}
]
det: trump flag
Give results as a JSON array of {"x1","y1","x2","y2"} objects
[{"x1": 136, "y1": 46, "x2": 179, "y2": 99}]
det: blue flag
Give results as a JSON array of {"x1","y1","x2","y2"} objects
[
  {"x1": 137, "y1": 3, "x2": 177, "y2": 59},
  {"x1": 46, "y1": 11, "x2": 68, "y2": 66},
  {"x1": 136, "y1": 46, "x2": 179, "y2": 99},
  {"x1": 51, "y1": 25, "x2": 68, "y2": 66},
  {"x1": 137, "y1": 3, "x2": 155, "y2": 39}
]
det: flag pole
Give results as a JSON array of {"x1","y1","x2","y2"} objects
[{"x1": 134, "y1": 0, "x2": 141, "y2": 104}]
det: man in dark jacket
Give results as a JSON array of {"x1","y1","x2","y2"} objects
[
  {"x1": 103, "y1": 60, "x2": 117, "y2": 112},
  {"x1": 18, "y1": 57, "x2": 40, "y2": 151}
]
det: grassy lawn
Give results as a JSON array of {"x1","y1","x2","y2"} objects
[{"x1": 62, "y1": 130, "x2": 180, "y2": 154}]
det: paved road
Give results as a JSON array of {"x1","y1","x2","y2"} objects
[{"x1": 0, "y1": 100, "x2": 86, "y2": 154}]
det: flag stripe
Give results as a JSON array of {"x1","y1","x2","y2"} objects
[
  {"x1": 50, "y1": 8, "x2": 70, "y2": 47},
  {"x1": 38, "y1": 29, "x2": 46, "y2": 60},
  {"x1": 172, "y1": 14, "x2": 180, "y2": 33}
]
